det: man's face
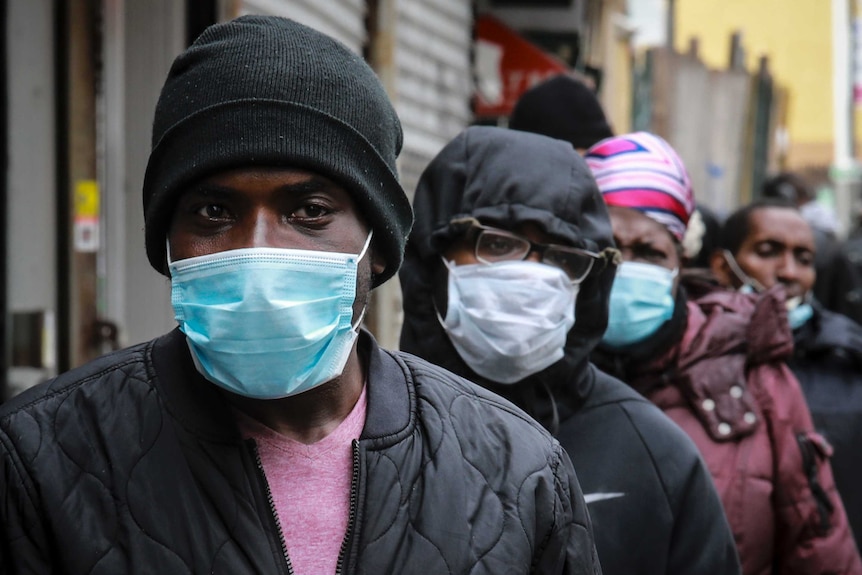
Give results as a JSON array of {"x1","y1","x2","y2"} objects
[
  {"x1": 169, "y1": 166, "x2": 385, "y2": 320},
  {"x1": 607, "y1": 206, "x2": 681, "y2": 292},
  {"x1": 724, "y1": 206, "x2": 816, "y2": 300}
]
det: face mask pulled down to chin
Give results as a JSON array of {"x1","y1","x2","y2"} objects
[{"x1": 723, "y1": 250, "x2": 812, "y2": 330}]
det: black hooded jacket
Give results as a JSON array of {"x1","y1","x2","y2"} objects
[{"x1": 400, "y1": 126, "x2": 740, "y2": 575}]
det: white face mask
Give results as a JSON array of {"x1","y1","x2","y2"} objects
[{"x1": 439, "y1": 259, "x2": 578, "y2": 384}]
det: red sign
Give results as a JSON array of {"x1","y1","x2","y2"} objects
[{"x1": 474, "y1": 15, "x2": 570, "y2": 118}]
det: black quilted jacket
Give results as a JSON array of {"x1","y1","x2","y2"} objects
[{"x1": 0, "y1": 328, "x2": 601, "y2": 575}]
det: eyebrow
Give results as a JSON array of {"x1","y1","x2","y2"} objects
[
  {"x1": 281, "y1": 176, "x2": 341, "y2": 195},
  {"x1": 182, "y1": 183, "x2": 233, "y2": 198}
]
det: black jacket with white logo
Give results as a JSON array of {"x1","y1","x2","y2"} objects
[{"x1": 399, "y1": 126, "x2": 740, "y2": 575}]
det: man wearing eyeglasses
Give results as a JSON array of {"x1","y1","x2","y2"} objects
[{"x1": 400, "y1": 126, "x2": 740, "y2": 575}]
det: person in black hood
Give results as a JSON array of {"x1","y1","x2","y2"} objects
[{"x1": 400, "y1": 125, "x2": 740, "y2": 575}]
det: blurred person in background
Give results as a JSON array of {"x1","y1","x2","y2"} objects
[
  {"x1": 399, "y1": 125, "x2": 740, "y2": 575},
  {"x1": 711, "y1": 199, "x2": 862, "y2": 553},
  {"x1": 827, "y1": 208, "x2": 862, "y2": 326},
  {"x1": 761, "y1": 172, "x2": 845, "y2": 313},
  {"x1": 509, "y1": 73, "x2": 613, "y2": 154},
  {"x1": 586, "y1": 131, "x2": 862, "y2": 575}
]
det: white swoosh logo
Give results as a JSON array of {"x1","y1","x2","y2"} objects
[{"x1": 584, "y1": 492, "x2": 625, "y2": 504}]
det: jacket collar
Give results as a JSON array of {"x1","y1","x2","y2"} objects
[
  {"x1": 149, "y1": 328, "x2": 412, "y2": 444},
  {"x1": 795, "y1": 301, "x2": 862, "y2": 363}
]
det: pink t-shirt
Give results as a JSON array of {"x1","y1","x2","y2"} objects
[{"x1": 236, "y1": 386, "x2": 367, "y2": 575}]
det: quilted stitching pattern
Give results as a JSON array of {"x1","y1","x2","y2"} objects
[
  {"x1": 350, "y1": 357, "x2": 588, "y2": 574},
  {"x1": 1, "y1": 343, "x2": 597, "y2": 575}
]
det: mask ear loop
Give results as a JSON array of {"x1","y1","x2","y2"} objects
[
  {"x1": 433, "y1": 257, "x2": 457, "y2": 328},
  {"x1": 166, "y1": 238, "x2": 174, "y2": 267},
  {"x1": 357, "y1": 230, "x2": 374, "y2": 262},
  {"x1": 351, "y1": 230, "x2": 376, "y2": 332},
  {"x1": 723, "y1": 249, "x2": 766, "y2": 292},
  {"x1": 350, "y1": 306, "x2": 367, "y2": 332}
]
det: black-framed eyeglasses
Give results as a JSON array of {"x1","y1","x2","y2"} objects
[{"x1": 463, "y1": 222, "x2": 601, "y2": 283}]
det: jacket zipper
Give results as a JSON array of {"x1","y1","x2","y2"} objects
[
  {"x1": 336, "y1": 440, "x2": 361, "y2": 575},
  {"x1": 250, "y1": 441, "x2": 295, "y2": 575}
]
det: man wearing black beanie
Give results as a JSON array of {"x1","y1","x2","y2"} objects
[
  {"x1": 510, "y1": 74, "x2": 614, "y2": 153},
  {"x1": 0, "y1": 16, "x2": 601, "y2": 575}
]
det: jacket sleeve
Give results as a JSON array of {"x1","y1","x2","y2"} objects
[
  {"x1": 532, "y1": 444, "x2": 602, "y2": 575},
  {"x1": 754, "y1": 362, "x2": 862, "y2": 574},
  {"x1": 0, "y1": 427, "x2": 54, "y2": 574}
]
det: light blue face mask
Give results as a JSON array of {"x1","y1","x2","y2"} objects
[
  {"x1": 602, "y1": 261, "x2": 677, "y2": 348},
  {"x1": 785, "y1": 296, "x2": 814, "y2": 330},
  {"x1": 168, "y1": 234, "x2": 372, "y2": 399}
]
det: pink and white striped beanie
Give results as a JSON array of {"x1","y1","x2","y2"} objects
[{"x1": 584, "y1": 132, "x2": 694, "y2": 241}]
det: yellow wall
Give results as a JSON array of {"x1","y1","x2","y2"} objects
[{"x1": 675, "y1": 0, "x2": 854, "y2": 167}]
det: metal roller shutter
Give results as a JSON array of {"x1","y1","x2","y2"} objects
[
  {"x1": 393, "y1": 0, "x2": 473, "y2": 198},
  {"x1": 235, "y1": 0, "x2": 366, "y2": 54}
]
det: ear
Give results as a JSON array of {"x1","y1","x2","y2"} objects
[
  {"x1": 709, "y1": 249, "x2": 735, "y2": 288},
  {"x1": 370, "y1": 248, "x2": 386, "y2": 276}
]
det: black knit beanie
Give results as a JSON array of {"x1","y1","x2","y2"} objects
[
  {"x1": 143, "y1": 15, "x2": 412, "y2": 286},
  {"x1": 509, "y1": 74, "x2": 613, "y2": 150}
]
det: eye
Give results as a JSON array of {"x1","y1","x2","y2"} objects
[
  {"x1": 194, "y1": 203, "x2": 229, "y2": 220},
  {"x1": 544, "y1": 248, "x2": 595, "y2": 282},
  {"x1": 477, "y1": 231, "x2": 527, "y2": 261},
  {"x1": 485, "y1": 235, "x2": 519, "y2": 256},
  {"x1": 631, "y1": 243, "x2": 668, "y2": 263},
  {"x1": 796, "y1": 251, "x2": 815, "y2": 267},
  {"x1": 291, "y1": 201, "x2": 332, "y2": 220},
  {"x1": 754, "y1": 242, "x2": 780, "y2": 258}
]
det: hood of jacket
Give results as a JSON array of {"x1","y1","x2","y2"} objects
[{"x1": 399, "y1": 125, "x2": 617, "y2": 408}]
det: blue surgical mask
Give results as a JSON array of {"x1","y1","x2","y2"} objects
[
  {"x1": 786, "y1": 295, "x2": 814, "y2": 330},
  {"x1": 168, "y1": 234, "x2": 372, "y2": 399},
  {"x1": 602, "y1": 261, "x2": 677, "y2": 348}
]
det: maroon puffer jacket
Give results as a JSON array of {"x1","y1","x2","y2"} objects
[{"x1": 627, "y1": 286, "x2": 861, "y2": 575}]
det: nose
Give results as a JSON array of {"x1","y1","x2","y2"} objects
[
  {"x1": 776, "y1": 251, "x2": 803, "y2": 284},
  {"x1": 248, "y1": 207, "x2": 283, "y2": 248},
  {"x1": 525, "y1": 248, "x2": 543, "y2": 264}
]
